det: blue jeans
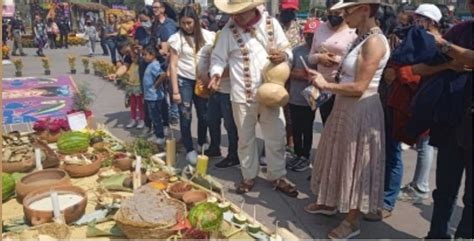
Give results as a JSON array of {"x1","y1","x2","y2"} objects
[
  {"x1": 428, "y1": 134, "x2": 472, "y2": 239},
  {"x1": 167, "y1": 82, "x2": 179, "y2": 121},
  {"x1": 145, "y1": 100, "x2": 165, "y2": 139},
  {"x1": 105, "y1": 38, "x2": 117, "y2": 65},
  {"x1": 207, "y1": 92, "x2": 238, "y2": 158},
  {"x1": 384, "y1": 108, "x2": 403, "y2": 211},
  {"x1": 411, "y1": 136, "x2": 434, "y2": 193},
  {"x1": 178, "y1": 77, "x2": 208, "y2": 152}
]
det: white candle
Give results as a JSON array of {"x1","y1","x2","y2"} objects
[
  {"x1": 135, "y1": 156, "x2": 142, "y2": 173},
  {"x1": 50, "y1": 191, "x2": 61, "y2": 219},
  {"x1": 35, "y1": 148, "x2": 43, "y2": 170}
]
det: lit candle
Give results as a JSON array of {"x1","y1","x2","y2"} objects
[
  {"x1": 166, "y1": 138, "x2": 176, "y2": 166},
  {"x1": 196, "y1": 154, "x2": 209, "y2": 176},
  {"x1": 135, "y1": 156, "x2": 142, "y2": 174},
  {"x1": 50, "y1": 191, "x2": 61, "y2": 219},
  {"x1": 35, "y1": 148, "x2": 43, "y2": 170}
]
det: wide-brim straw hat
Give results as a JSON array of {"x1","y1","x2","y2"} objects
[
  {"x1": 215, "y1": 0, "x2": 267, "y2": 14},
  {"x1": 330, "y1": 0, "x2": 387, "y2": 11}
]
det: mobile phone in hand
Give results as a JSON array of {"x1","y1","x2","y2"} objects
[{"x1": 300, "y1": 56, "x2": 311, "y2": 72}]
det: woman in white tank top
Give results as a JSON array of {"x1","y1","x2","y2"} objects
[{"x1": 303, "y1": 0, "x2": 390, "y2": 239}]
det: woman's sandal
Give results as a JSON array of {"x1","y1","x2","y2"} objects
[
  {"x1": 304, "y1": 203, "x2": 338, "y2": 216},
  {"x1": 272, "y1": 178, "x2": 299, "y2": 198},
  {"x1": 328, "y1": 220, "x2": 361, "y2": 239},
  {"x1": 236, "y1": 179, "x2": 255, "y2": 194}
]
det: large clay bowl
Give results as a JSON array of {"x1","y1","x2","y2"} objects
[
  {"x1": 2, "y1": 158, "x2": 36, "y2": 174},
  {"x1": 182, "y1": 190, "x2": 208, "y2": 207},
  {"x1": 168, "y1": 182, "x2": 192, "y2": 200},
  {"x1": 23, "y1": 186, "x2": 87, "y2": 226},
  {"x1": 15, "y1": 169, "x2": 71, "y2": 203},
  {"x1": 62, "y1": 154, "x2": 102, "y2": 178}
]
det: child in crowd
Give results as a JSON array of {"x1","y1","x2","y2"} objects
[
  {"x1": 286, "y1": 19, "x2": 319, "y2": 172},
  {"x1": 142, "y1": 45, "x2": 166, "y2": 145},
  {"x1": 124, "y1": 46, "x2": 145, "y2": 129},
  {"x1": 107, "y1": 38, "x2": 145, "y2": 129},
  {"x1": 84, "y1": 20, "x2": 97, "y2": 57}
]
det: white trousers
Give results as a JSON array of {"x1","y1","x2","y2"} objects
[{"x1": 232, "y1": 102, "x2": 287, "y2": 181}]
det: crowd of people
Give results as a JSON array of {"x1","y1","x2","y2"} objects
[
  {"x1": 101, "y1": 0, "x2": 472, "y2": 239},
  {"x1": 3, "y1": 0, "x2": 471, "y2": 239}
]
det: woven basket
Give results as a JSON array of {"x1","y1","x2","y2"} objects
[{"x1": 114, "y1": 198, "x2": 186, "y2": 239}]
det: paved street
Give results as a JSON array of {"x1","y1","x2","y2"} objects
[{"x1": 2, "y1": 45, "x2": 465, "y2": 239}]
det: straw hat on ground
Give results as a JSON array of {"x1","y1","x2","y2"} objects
[
  {"x1": 331, "y1": 0, "x2": 387, "y2": 11},
  {"x1": 215, "y1": 0, "x2": 267, "y2": 14}
]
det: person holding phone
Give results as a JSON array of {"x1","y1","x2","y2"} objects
[{"x1": 308, "y1": 0, "x2": 357, "y2": 124}]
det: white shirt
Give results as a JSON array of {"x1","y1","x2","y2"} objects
[
  {"x1": 210, "y1": 12, "x2": 293, "y2": 103},
  {"x1": 169, "y1": 29, "x2": 216, "y2": 80},
  {"x1": 198, "y1": 37, "x2": 231, "y2": 94},
  {"x1": 339, "y1": 34, "x2": 390, "y2": 92}
]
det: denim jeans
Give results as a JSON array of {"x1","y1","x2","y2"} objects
[
  {"x1": 384, "y1": 108, "x2": 403, "y2": 211},
  {"x1": 207, "y1": 92, "x2": 238, "y2": 158},
  {"x1": 428, "y1": 134, "x2": 472, "y2": 239},
  {"x1": 178, "y1": 77, "x2": 208, "y2": 152},
  {"x1": 146, "y1": 100, "x2": 165, "y2": 139},
  {"x1": 166, "y1": 81, "x2": 179, "y2": 121},
  {"x1": 411, "y1": 136, "x2": 434, "y2": 193},
  {"x1": 100, "y1": 39, "x2": 109, "y2": 55},
  {"x1": 105, "y1": 38, "x2": 117, "y2": 65}
]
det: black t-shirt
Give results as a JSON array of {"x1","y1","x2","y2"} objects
[
  {"x1": 10, "y1": 19, "x2": 24, "y2": 31},
  {"x1": 151, "y1": 17, "x2": 178, "y2": 67}
]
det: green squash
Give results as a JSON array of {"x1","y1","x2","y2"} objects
[
  {"x1": 188, "y1": 202, "x2": 223, "y2": 232},
  {"x1": 2, "y1": 173, "x2": 16, "y2": 202}
]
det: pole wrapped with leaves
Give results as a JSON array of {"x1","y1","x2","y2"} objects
[
  {"x1": 12, "y1": 58, "x2": 23, "y2": 77},
  {"x1": 81, "y1": 57, "x2": 90, "y2": 74},
  {"x1": 68, "y1": 55, "x2": 77, "y2": 74},
  {"x1": 41, "y1": 57, "x2": 51, "y2": 75}
]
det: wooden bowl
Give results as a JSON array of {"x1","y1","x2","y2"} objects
[
  {"x1": 112, "y1": 153, "x2": 133, "y2": 171},
  {"x1": 23, "y1": 186, "x2": 87, "y2": 226},
  {"x1": 62, "y1": 154, "x2": 103, "y2": 178},
  {"x1": 182, "y1": 190, "x2": 208, "y2": 207},
  {"x1": 15, "y1": 169, "x2": 71, "y2": 203},
  {"x1": 147, "y1": 171, "x2": 170, "y2": 183},
  {"x1": 168, "y1": 182, "x2": 192, "y2": 200}
]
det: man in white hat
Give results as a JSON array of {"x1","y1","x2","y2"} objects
[{"x1": 208, "y1": 0, "x2": 298, "y2": 197}]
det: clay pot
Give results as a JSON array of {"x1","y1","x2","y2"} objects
[
  {"x1": 34, "y1": 139, "x2": 60, "y2": 169},
  {"x1": 23, "y1": 185, "x2": 87, "y2": 226},
  {"x1": 168, "y1": 182, "x2": 192, "y2": 200},
  {"x1": 182, "y1": 190, "x2": 208, "y2": 207},
  {"x1": 15, "y1": 169, "x2": 71, "y2": 203},
  {"x1": 147, "y1": 171, "x2": 170, "y2": 183},
  {"x1": 62, "y1": 154, "x2": 103, "y2": 178},
  {"x1": 45, "y1": 130, "x2": 63, "y2": 143},
  {"x1": 2, "y1": 158, "x2": 36, "y2": 174},
  {"x1": 15, "y1": 71, "x2": 22, "y2": 77},
  {"x1": 44, "y1": 70, "x2": 51, "y2": 75},
  {"x1": 122, "y1": 173, "x2": 148, "y2": 189},
  {"x1": 112, "y1": 153, "x2": 133, "y2": 171}
]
